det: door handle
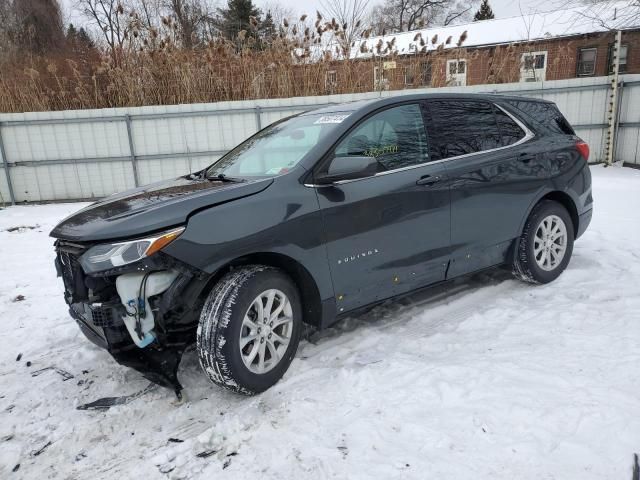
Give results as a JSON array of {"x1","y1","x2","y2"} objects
[{"x1": 416, "y1": 175, "x2": 442, "y2": 186}]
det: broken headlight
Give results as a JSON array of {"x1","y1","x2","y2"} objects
[{"x1": 79, "y1": 227, "x2": 185, "y2": 274}]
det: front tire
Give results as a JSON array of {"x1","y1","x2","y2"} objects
[
  {"x1": 197, "y1": 265, "x2": 302, "y2": 394},
  {"x1": 513, "y1": 200, "x2": 574, "y2": 284}
]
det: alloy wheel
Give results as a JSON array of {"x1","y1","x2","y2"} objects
[
  {"x1": 239, "y1": 289, "x2": 293, "y2": 374},
  {"x1": 534, "y1": 214, "x2": 568, "y2": 271}
]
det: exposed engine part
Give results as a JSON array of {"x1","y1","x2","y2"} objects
[{"x1": 115, "y1": 270, "x2": 179, "y2": 348}]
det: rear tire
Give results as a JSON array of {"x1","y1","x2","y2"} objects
[
  {"x1": 197, "y1": 265, "x2": 302, "y2": 395},
  {"x1": 513, "y1": 200, "x2": 574, "y2": 284}
]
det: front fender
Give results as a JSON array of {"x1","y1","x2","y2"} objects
[{"x1": 161, "y1": 180, "x2": 334, "y2": 303}]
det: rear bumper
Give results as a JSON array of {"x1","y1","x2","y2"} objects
[{"x1": 576, "y1": 207, "x2": 593, "y2": 239}]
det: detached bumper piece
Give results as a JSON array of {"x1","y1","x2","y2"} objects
[
  {"x1": 68, "y1": 301, "x2": 185, "y2": 394},
  {"x1": 56, "y1": 240, "x2": 200, "y2": 396}
]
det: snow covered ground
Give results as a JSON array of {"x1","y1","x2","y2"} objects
[{"x1": 1, "y1": 164, "x2": 639, "y2": 479}]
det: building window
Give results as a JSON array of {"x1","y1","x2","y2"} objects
[
  {"x1": 446, "y1": 59, "x2": 467, "y2": 86},
  {"x1": 608, "y1": 44, "x2": 628, "y2": 73},
  {"x1": 325, "y1": 70, "x2": 337, "y2": 91},
  {"x1": 373, "y1": 66, "x2": 389, "y2": 90},
  {"x1": 404, "y1": 67, "x2": 414, "y2": 87},
  {"x1": 577, "y1": 48, "x2": 597, "y2": 76},
  {"x1": 524, "y1": 53, "x2": 546, "y2": 70},
  {"x1": 421, "y1": 61, "x2": 432, "y2": 86},
  {"x1": 520, "y1": 51, "x2": 547, "y2": 82}
]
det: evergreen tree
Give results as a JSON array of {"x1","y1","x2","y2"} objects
[
  {"x1": 259, "y1": 11, "x2": 276, "y2": 45},
  {"x1": 217, "y1": 0, "x2": 262, "y2": 41},
  {"x1": 473, "y1": 0, "x2": 495, "y2": 21},
  {"x1": 67, "y1": 23, "x2": 95, "y2": 52},
  {"x1": 76, "y1": 27, "x2": 94, "y2": 49},
  {"x1": 66, "y1": 23, "x2": 77, "y2": 38}
]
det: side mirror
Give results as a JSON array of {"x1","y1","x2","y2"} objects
[{"x1": 314, "y1": 156, "x2": 378, "y2": 185}]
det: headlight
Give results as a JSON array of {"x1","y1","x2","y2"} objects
[{"x1": 80, "y1": 227, "x2": 185, "y2": 273}]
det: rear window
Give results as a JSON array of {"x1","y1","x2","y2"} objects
[
  {"x1": 506, "y1": 100, "x2": 575, "y2": 135},
  {"x1": 427, "y1": 100, "x2": 502, "y2": 159}
]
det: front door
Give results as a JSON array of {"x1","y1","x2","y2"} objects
[{"x1": 312, "y1": 103, "x2": 451, "y2": 313}]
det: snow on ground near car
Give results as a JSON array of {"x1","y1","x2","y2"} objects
[{"x1": 0, "y1": 165, "x2": 639, "y2": 479}]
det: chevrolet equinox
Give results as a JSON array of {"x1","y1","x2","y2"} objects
[{"x1": 51, "y1": 94, "x2": 593, "y2": 396}]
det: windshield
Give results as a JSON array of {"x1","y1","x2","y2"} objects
[{"x1": 206, "y1": 112, "x2": 349, "y2": 178}]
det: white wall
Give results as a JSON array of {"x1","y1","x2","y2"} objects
[{"x1": 1, "y1": 74, "x2": 638, "y2": 203}]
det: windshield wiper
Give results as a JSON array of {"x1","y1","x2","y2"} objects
[{"x1": 206, "y1": 173, "x2": 244, "y2": 183}]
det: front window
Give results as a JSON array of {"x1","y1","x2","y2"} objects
[
  {"x1": 206, "y1": 112, "x2": 347, "y2": 178},
  {"x1": 332, "y1": 103, "x2": 429, "y2": 171}
]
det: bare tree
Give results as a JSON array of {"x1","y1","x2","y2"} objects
[
  {"x1": 133, "y1": 0, "x2": 164, "y2": 31},
  {"x1": 165, "y1": 0, "x2": 217, "y2": 48},
  {"x1": 262, "y1": 1, "x2": 295, "y2": 28},
  {"x1": 438, "y1": 1, "x2": 474, "y2": 25},
  {"x1": 75, "y1": 0, "x2": 130, "y2": 61},
  {"x1": 370, "y1": 0, "x2": 475, "y2": 34},
  {"x1": 320, "y1": 0, "x2": 371, "y2": 54},
  {"x1": 557, "y1": 0, "x2": 640, "y2": 30}
]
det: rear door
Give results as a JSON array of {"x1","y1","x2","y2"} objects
[
  {"x1": 313, "y1": 103, "x2": 451, "y2": 313},
  {"x1": 425, "y1": 99, "x2": 545, "y2": 277}
]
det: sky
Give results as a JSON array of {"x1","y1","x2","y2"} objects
[{"x1": 59, "y1": 0, "x2": 560, "y2": 28}]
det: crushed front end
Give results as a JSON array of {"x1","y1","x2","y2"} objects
[{"x1": 54, "y1": 233, "x2": 208, "y2": 396}]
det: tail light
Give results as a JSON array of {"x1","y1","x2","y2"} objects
[{"x1": 576, "y1": 141, "x2": 590, "y2": 162}]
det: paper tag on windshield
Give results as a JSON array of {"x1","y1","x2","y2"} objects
[{"x1": 314, "y1": 114, "x2": 349, "y2": 124}]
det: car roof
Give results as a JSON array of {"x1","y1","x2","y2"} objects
[{"x1": 300, "y1": 93, "x2": 552, "y2": 116}]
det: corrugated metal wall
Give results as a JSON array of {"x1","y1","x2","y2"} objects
[{"x1": 1, "y1": 74, "x2": 638, "y2": 203}]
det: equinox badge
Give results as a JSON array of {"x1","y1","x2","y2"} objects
[{"x1": 338, "y1": 249, "x2": 380, "y2": 265}]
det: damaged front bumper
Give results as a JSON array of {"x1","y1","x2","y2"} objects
[
  {"x1": 55, "y1": 240, "x2": 208, "y2": 394},
  {"x1": 68, "y1": 298, "x2": 186, "y2": 394}
]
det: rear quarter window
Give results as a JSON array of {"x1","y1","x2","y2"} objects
[
  {"x1": 506, "y1": 100, "x2": 575, "y2": 135},
  {"x1": 494, "y1": 105, "x2": 526, "y2": 146}
]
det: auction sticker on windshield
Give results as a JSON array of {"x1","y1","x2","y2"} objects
[{"x1": 314, "y1": 114, "x2": 350, "y2": 124}]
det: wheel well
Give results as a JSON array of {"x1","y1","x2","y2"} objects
[
  {"x1": 201, "y1": 253, "x2": 323, "y2": 328},
  {"x1": 539, "y1": 191, "x2": 579, "y2": 237}
]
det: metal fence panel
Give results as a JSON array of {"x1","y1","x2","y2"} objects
[
  {"x1": 0, "y1": 74, "x2": 639, "y2": 204},
  {"x1": 617, "y1": 79, "x2": 640, "y2": 165},
  {"x1": 0, "y1": 165, "x2": 10, "y2": 205}
]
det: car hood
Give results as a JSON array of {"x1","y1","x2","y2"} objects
[{"x1": 50, "y1": 175, "x2": 273, "y2": 242}]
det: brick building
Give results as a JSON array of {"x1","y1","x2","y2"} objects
[{"x1": 319, "y1": 2, "x2": 640, "y2": 92}]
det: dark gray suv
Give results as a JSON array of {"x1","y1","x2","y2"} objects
[{"x1": 51, "y1": 94, "x2": 593, "y2": 396}]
